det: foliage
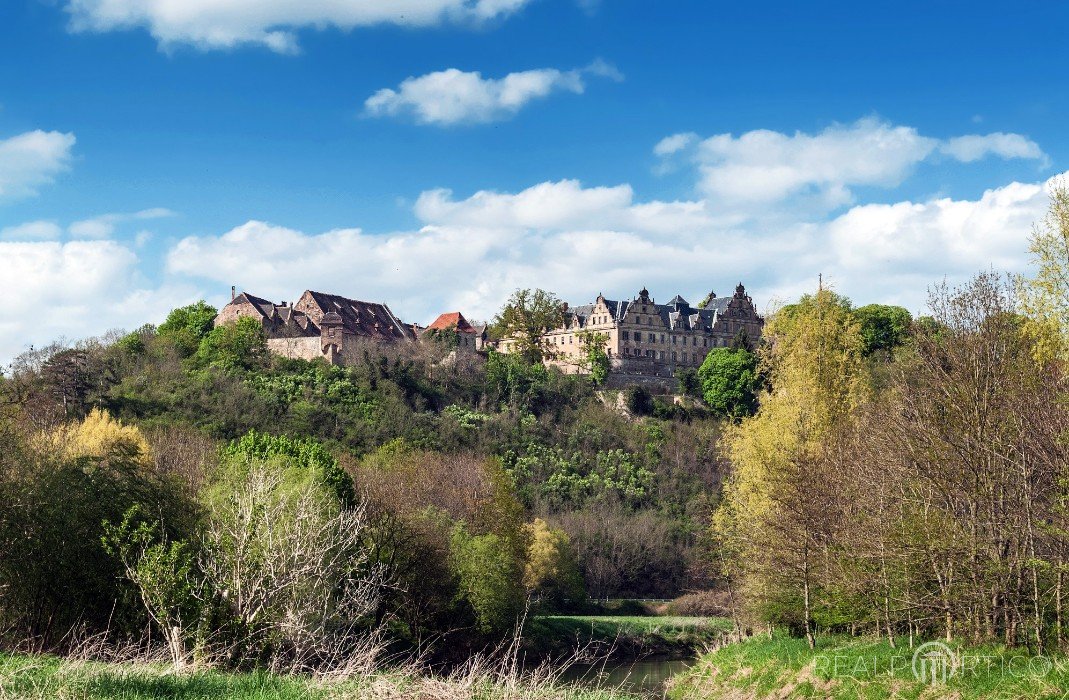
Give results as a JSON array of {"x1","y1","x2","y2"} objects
[
  {"x1": 505, "y1": 444, "x2": 655, "y2": 510},
  {"x1": 449, "y1": 523, "x2": 526, "y2": 634},
  {"x1": 194, "y1": 316, "x2": 267, "y2": 372},
  {"x1": 715, "y1": 286, "x2": 866, "y2": 646},
  {"x1": 491, "y1": 289, "x2": 565, "y2": 363},
  {"x1": 442, "y1": 404, "x2": 490, "y2": 429},
  {"x1": 676, "y1": 367, "x2": 700, "y2": 398},
  {"x1": 697, "y1": 348, "x2": 761, "y2": 419},
  {"x1": 0, "y1": 409, "x2": 195, "y2": 649},
  {"x1": 101, "y1": 506, "x2": 202, "y2": 666},
  {"x1": 221, "y1": 430, "x2": 355, "y2": 507},
  {"x1": 523, "y1": 518, "x2": 584, "y2": 603},
  {"x1": 1019, "y1": 178, "x2": 1069, "y2": 361},
  {"x1": 853, "y1": 303, "x2": 912, "y2": 355},
  {"x1": 623, "y1": 385, "x2": 654, "y2": 416},
  {"x1": 46, "y1": 406, "x2": 154, "y2": 465},
  {"x1": 577, "y1": 331, "x2": 611, "y2": 385},
  {"x1": 158, "y1": 301, "x2": 218, "y2": 357},
  {"x1": 484, "y1": 350, "x2": 550, "y2": 408}
]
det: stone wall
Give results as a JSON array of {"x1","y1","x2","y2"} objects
[{"x1": 266, "y1": 337, "x2": 323, "y2": 362}]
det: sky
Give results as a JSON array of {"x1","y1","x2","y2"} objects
[{"x1": 1, "y1": 0, "x2": 1068, "y2": 364}]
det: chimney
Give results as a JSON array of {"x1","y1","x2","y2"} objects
[{"x1": 231, "y1": 285, "x2": 236, "y2": 301}]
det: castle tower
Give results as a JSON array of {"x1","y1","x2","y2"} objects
[{"x1": 320, "y1": 310, "x2": 344, "y2": 362}]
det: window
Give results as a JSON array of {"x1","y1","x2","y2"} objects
[
  {"x1": 658, "y1": 351, "x2": 665, "y2": 360},
  {"x1": 622, "y1": 330, "x2": 629, "y2": 340},
  {"x1": 692, "y1": 353, "x2": 697, "y2": 363},
  {"x1": 672, "y1": 352, "x2": 677, "y2": 361},
  {"x1": 648, "y1": 333, "x2": 655, "y2": 342},
  {"x1": 672, "y1": 335, "x2": 677, "y2": 345}
]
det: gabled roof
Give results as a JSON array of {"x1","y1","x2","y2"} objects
[
  {"x1": 298, "y1": 290, "x2": 415, "y2": 341},
  {"x1": 425, "y1": 311, "x2": 478, "y2": 334},
  {"x1": 232, "y1": 292, "x2": 276, "y2": 318}
]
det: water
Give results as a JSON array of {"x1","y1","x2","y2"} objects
[{"x1": 557, "y1": 657, "x2": 693, "y2": 697}]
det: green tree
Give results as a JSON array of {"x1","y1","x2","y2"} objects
[
  {"x1": 491, "y1": 289, "x2": 565, "y2": 363},
  {"x1": 1018, "y1": 178, "x2": 1069, "y2": 361},
  {"x1": 853, "y1": 304, "x2": 912, "y2": 355},
  {"x1": 221, "y1": 430, "x2": 355, "y2": 507},
  {"x1": 697, "y1": 347, "x2": 761, "y2": 419},
  {"x1": 577, "y1": 330, "x2": 611, "y2": 385},
  {"x1": 102, "y1": 506, "x2": 202, "y2": 667},
  {"x1": 194, "y1": 316, "x2": 266, "y2": 372},
  {"x1": 523, "y1": 518, "x2": 584, "y2": 604},
  {"x1": 159, "y1": 301, "x2": 218, "y2": 357},
  {"x1": 715, "y1": 287, "x2": 867, "y2": 648},
  {"x1": 450, "y1": 523, "x2": 525, "y2": 634}
]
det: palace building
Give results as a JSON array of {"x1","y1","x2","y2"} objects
[{"x1": 519, "y1": 284, "x2": 763, "y2": 388}]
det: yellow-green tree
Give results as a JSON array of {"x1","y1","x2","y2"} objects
[
  {"x1": 41, "y1": 407, "x2": 152, "y2": 467},
  {"x1": 1018, "y1": 179, "x2": 1069, "y2": 361},
  {"x1": 714, "y1": 287, "x2": 866, "y2": 647},
  {"x1": 523, "y1": 518, "x2": 584, "y2": 603}
]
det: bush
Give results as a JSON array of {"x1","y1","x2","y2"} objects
[{"x1": 664, "y1": 589, "x2": 733, "y2": 617}]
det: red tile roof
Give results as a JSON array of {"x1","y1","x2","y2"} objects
[{"x1": 425, "y1": 311, "x2": 477, "y2": 334}]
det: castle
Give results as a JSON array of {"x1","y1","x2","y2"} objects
[
  {"x1": 215, "y1": 288, "x2": 486, "y2": 364},
  {"x1": 215, "y1": 283, "x2": 762, "y2": 389},
  {"x1": 499, "y1": 284, "x2": 763, "y2": 388}
]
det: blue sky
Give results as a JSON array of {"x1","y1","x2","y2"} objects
[{"x1": 1, "y1": 0, "x2": 1067, "y2": 362}]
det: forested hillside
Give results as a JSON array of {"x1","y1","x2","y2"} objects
[{"x1": 0, "y1": 296, "x2": 736, "y2": 663}]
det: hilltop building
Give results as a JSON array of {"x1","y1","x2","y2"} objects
[
  {"x1": 419, "y1": 312, "x2": 488, "y2": 352},
  {"x1": 502, "y1": 284, "x2": 763, "y2": 389},
  {"x1": 215, "y1": 288, "x2": 415, "y2": 364}
]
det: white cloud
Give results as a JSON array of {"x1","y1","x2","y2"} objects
[
  {"x1": 69, "y1": 208, "x2": 176, "y2": 239},
  {"x1": 365, "y1": 61, "x2": 622, "y2": 125},
  {"x1": 940, "y1": 133, "x2": 1048, "y2": 164},
  {"x1": 653, "y1": 132, "x2": 697, "y2": 157},
  {"x1": 0, "y1": 239, "x2": 196, "y2": 363},
  {"x1": 0, "y1": 220, "x2": 64, "y2": 241},
  {"x1": 66, "y1": 0, "x2": 534, "y2": 53},
  {"x1": 0, "y1": 130, "x2": 76, "y2": 202},
  {"x1": 658, "y1": 118, "x2": 1049, "y2": 213}
]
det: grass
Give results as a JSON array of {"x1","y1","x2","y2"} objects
[
  {"x1": 0, "y1": 652, "x2": 638, "y2": 700},
  {"x1": 524, "y1": 616, "x2": 734, "y2": 659},
  {"x1": 667, "y1": 632, "x2": 1069, "y2": 699}
]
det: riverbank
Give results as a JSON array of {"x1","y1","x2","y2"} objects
[
  {"x1": 667, "y1": 633, "x2": 1069, "y2": 699},
  {"x1": 524, "y1": 615, "x2": 734, "y2": 659},
  {"x1": 0, "y1": 652, "x2": 636, "y2": 700}
]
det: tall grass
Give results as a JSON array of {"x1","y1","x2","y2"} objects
[{"x1": 668, "y1": 633, "x2": 1069, "y2": 699}]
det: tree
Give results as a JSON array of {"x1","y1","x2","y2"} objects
[
  {"x1": 853, "y1": 304, "x2": 912, "y2": 355},
  {"x1": 159, "y1": 301, "x2": 218, "y2": 357},
  {"x1": 1014, "y1": 179, "x2": 1069, "y2": 362},
  {"x1": 102, "y1": 506, "x2": 202, "y2": 667},
  {"x1": 491, "y1": 289, "x2": 565, "y2": 364},
  {"x1": 200, "y1": 464, "x2": 379, "y2": 672},
  {"x1": 577, "y1": 330, "x2": 610, "y2": 385},
  {"x1": 523, "y1": 518, "x2": 584, "y2": 604},
  {"x1": 450, "y1": 524, "x2": 525, "y2": 634},
  {"x1": 697, "y1": 347, "x2": 761, "y2": 419},
  {"x1": 194, "y1": 316, "x2": 266, "y2": 372},
  {"x1": 715, "y1": 287, "x2": 866, "y2": 648}
]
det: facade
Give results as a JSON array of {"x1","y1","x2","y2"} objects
[
  {"x1": 420, "y1": 311, "x2": 487, "y2": 352},
  {"x1": 528, "y1": 284, "x2": 763, "y2": 387},
  {"x1": 215, "y1": 288, "x2": 416, "y2": 365}
]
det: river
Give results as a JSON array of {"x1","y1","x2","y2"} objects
[{"x1": 557, "y1": 657, "x2": 693, "y2": 697}]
